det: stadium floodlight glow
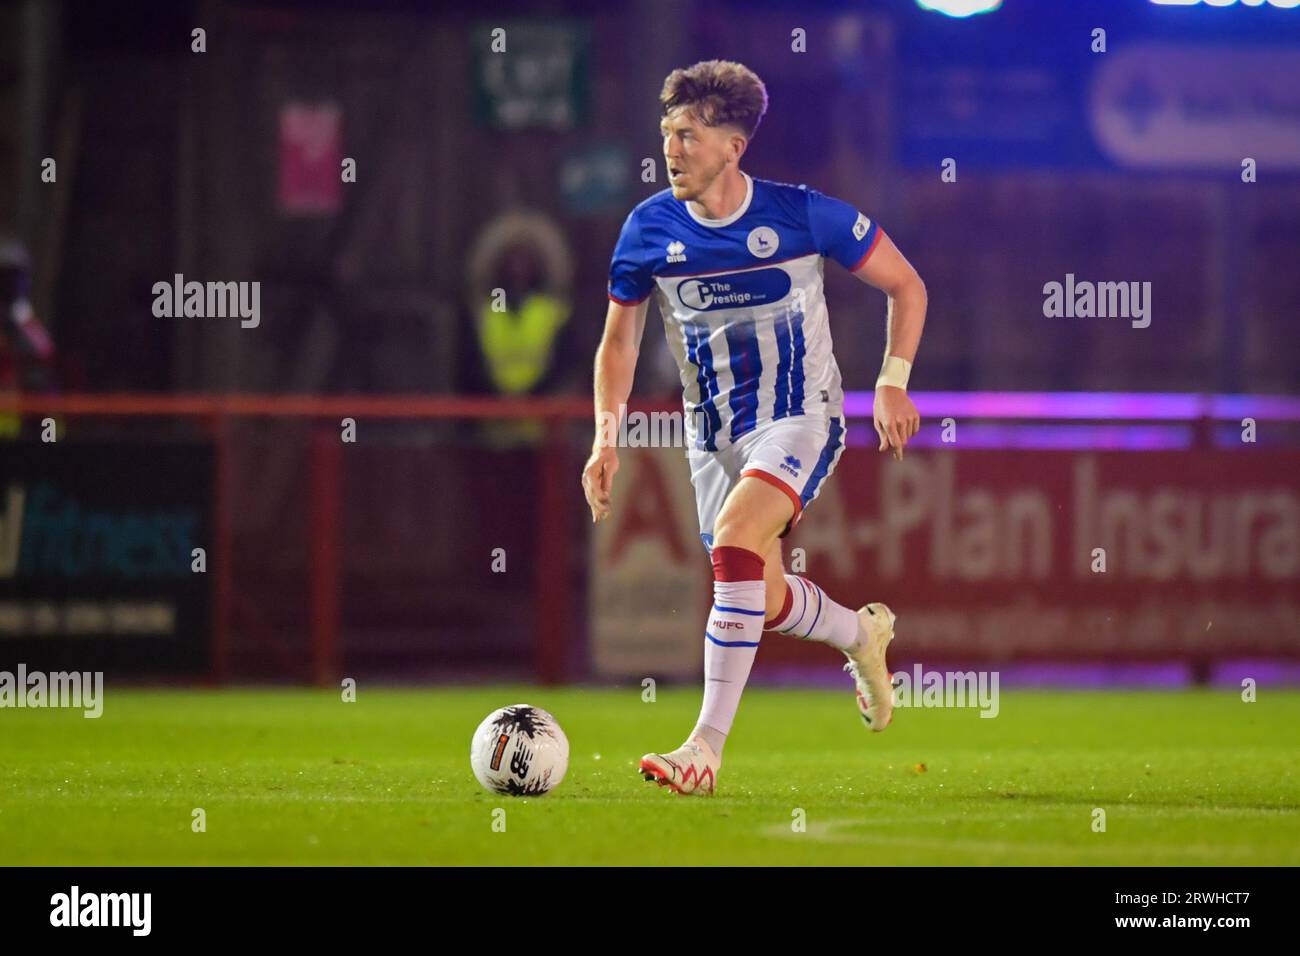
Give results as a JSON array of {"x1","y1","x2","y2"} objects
[{"x1": 915, "y1": 0, "x2": 1002, "y2": 17}]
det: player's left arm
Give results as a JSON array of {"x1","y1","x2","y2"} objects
[{"x1": 851, "y1": 230, "x2": 927, "y2": 460}]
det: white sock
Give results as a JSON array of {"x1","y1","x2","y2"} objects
[
  {"x1": 694, "y1": 546, "x2": 765, "y2": 744},
  {"x1": 766, "y1": 574, "x2": 860, "y2": 651}
]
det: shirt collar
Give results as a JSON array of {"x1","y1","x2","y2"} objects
[{"x1": 685, "y1": 171, "x2": 753, "y2": 228}]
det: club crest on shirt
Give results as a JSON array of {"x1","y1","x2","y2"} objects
[{"x1": 746, "y1": 226, "x2": 779, "y2": 259}]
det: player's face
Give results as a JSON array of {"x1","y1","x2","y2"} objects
[{"x1": 661, "y1": 108, "x2": 732, "y2": 201}]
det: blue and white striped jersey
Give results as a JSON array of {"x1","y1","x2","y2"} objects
[{"x1": 607, "y1": 172, "x2": 881, "y2": 451}]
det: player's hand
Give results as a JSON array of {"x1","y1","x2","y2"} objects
[
  {"x1": 873, "y1": 386, "x2": 920, "y2": 461},
  {"x1": 581, "y1": 443, "x2": 620, "y2": 523}
]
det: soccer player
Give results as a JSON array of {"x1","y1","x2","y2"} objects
[{"x1": 582, "y1": 60, "x2": 926, "y2": 795}]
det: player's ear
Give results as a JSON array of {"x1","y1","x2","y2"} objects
[{"x1": 730, "y1": 132, "x2": 747, "y2": 163}]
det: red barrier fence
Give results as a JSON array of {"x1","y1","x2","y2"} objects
[
  {"x1": 4, "y1": 393, "x2": 1297, "y2": 685},
  {"x1": 4, "y1": 394, "x2": 604, "y2": 685}
]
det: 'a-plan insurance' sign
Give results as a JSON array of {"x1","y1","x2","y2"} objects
[{"x1": 588, "y1": 447, "x2": 1300, "y2": 674}]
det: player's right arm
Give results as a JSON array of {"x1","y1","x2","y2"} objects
[
  {"x1": 583, "y1": 295, "x2": 649, "y2": 522},
  {"x1": 587, "y1": 205, "x2": 655, "y2": 523}
]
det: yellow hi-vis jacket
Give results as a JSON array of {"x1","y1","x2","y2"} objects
[{"x1": 478, "y1": 292, "x2": 570, "y2": 394}]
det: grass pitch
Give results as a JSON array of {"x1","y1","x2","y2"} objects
[{"x1": 1, "y1": 686, "x2": 1297, "y2": 866}]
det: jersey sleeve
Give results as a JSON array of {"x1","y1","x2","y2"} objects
[
  {"x1": 607, "y1": 207, "x2": 654, "y2": 305},
  {"x1": 806, "y1": 188, "x2": 881, "y2": 272}
]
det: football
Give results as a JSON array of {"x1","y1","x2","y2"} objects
[{"x1": 470, "y1": 704, "x2": 569, "y2": 797}]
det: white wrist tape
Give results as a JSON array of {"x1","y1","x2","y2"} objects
[{"x1": 876, "y1": 355, "x2": 912, "y2": 391}]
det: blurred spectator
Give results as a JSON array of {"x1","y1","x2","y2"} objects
[
  {"x1": 464, "y1": 212, "x2": 576, "y2": 446},
  {"x1": 0, "y1": 237, "x2": 57, "y2": 438},
  {"x1": 476, "y1": 240, "x2": 571, "y2": 396}
]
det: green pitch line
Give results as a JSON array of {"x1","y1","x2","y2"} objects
[{"x1": 1, "y1": 686, "x2": 1297, "y2": 866}]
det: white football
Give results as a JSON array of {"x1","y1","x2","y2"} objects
[{"x1": 470, "y1": 704, "x2": 569, "y2": 797}]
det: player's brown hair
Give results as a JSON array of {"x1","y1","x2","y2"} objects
[{"x1": 659, "y1": 60, "x2": 769, "y2": 140}]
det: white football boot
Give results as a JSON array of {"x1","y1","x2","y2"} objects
[
  {"x1": 639, "y1": 735, "x2": 721, "y2": 796},
  {"x1": 843, "y1": 602, "x2": 897, "y2": 732}
]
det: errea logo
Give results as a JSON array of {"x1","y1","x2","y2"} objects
[{"x1": 666, "y1": 240, "x2": 687, "y2": 263}]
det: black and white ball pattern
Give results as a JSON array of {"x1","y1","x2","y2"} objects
[{"x1": 470, "y1": 704, "x2": 569, "y2": 797}]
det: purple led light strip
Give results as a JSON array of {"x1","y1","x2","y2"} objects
[{"x1": 842, "y1": 391, "x2": 1300, "y2": 421}]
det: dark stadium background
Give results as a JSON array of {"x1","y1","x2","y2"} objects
[{"x1": 1, "y1": 0, "x2": 1297, "y2": 687}]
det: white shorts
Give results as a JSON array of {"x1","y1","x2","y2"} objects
[{"x1": 689, "y1": 413, "x2": 846, "y2": 555}]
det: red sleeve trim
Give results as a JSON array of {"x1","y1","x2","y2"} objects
[
  {"x1": 849, "y1": 227, "x2": 883, "y2": 273},
  {"x1": 608, "y1": 291, "x2": 650, "y2": 307}
]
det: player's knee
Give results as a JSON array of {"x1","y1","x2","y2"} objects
[
  {"x1": 710, "y1": 518, "x2": 747, "y2": 551},
  {"x1": 712, "y1": 514, "x2": 770, "y2": 554}
]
